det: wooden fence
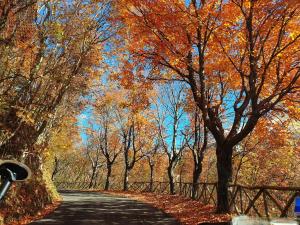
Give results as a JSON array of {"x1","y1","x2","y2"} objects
[{"x1": 54, "y1": 181, "x2": 300, "y2": 218}]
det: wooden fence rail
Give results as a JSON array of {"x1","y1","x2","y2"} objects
[{"x1": 54, "y1": 181, "x2": 300, "y2": 218}]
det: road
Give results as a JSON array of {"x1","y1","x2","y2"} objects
[{"x1": 30, "y1": 191, "x2": 180, "y2": 225}]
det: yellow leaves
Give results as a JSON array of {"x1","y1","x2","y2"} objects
[
  {"x1": 237, "y1": 32, "x2": 247, "y2": 44},
  {"x1": 170, "y1": 58, "x2": 181, "y2": 67},
  {"x1": 43, "y1": 150, "x2": 51, "y2": 158},
  {"x1": 289, "y1": 31, "x2": 300, "y2": 40},
  {"x1": 244, "y1": 1, "x2": 251, "y2": 9},
  {"x1": 223, "y1": 22, "x2": 231, "y2": 28},
  {"x1": 134, "y1": 113, "x2": 150, "y2": 126},
  {"x1": 15, "y1": 107, "x2": 35, "y2": 125},
  {"x1": 234, "y1": 15, "x2": 243, "y2": 23},
  {"x1": 235, "y1": 116, "x2": 299, "y2": 186},
  {"x1": 286, "y1": 104, "x2": 300, "y2": 120}
]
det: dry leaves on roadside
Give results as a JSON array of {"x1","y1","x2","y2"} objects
[
  {"x1": 103, "y1": 191, "x2": 231, "y2": 225},
  {"x1": 7, "y1": 201, "x2": 61, "y2": 225}
]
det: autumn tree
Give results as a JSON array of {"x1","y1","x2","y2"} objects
[
  {"x1": 0, "y1": 0, "x2": 36, "y2": 44},
  {"x1": 184, "y1": 105, "x2": 209, "y2": 199},
  {"x1": 0, "y1": 1, "x2": 114, "y2": 221},
  {"x1": 0, "y1": 0, "x2": 112, "y2": 160},
  {"x1": 118, "y1": 110, "x2": 154, "y2": 190},
  {"x1": 115, "y1": 0, "x2": 300, "y2": 212},
  {"x1": 91, "y1": 87, "x2": 124, "y2": 190},
  {"x1": 154, "y1": 83, "x2": 188, "y2": 195},
  {"x1": 108, "y1": 59, "x2": 155, "y2": 190},
  {"x1": 233, "y1": 118, "x2": 300, "y2": 186},
  {"x1": 97, "y1": 119, "x2": 122, "y2": 190},
  {"x1": 46, "y1": 116, "x2": 80, "y2": 181},
  {"x1": 144, "y1": 137, "x2": 160, "y2": 192},
  {"x1": 81, "y1": 128, "x2": 104, "y2": 189}
]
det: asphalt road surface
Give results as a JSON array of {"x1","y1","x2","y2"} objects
[{"x1": 30, "y1": 191, "x2": 180, "y2": 225}]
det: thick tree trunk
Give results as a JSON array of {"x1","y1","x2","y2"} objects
[
  {"x1": 167, "y1": 166, "x2": 175, "y2": 195},
  {"x1": 104, "y1": 164, "x2": 112, "y2": 191},
  {"x1": 192, "y1": 162, "x2": 202, "y2": 199},
  {"x1": 216, "y1": 145, "x2": 233, "y2": 213},
  {"x1": 149, "y1": 164, "x2": 154, "y2": 192},
  {"x1": 123, "y1": 167, "x2": 129, "y2": 191}
]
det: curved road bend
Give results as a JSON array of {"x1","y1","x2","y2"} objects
[{"x1": 30, "y1": 191, "x2": 180, "y2": 225}]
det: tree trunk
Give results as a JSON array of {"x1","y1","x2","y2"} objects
[
  {"x1": 167, "y1": 166, "x2": 175, "y2": 195},
  {"x1": 123, "y1": 167, "x2": 129, "y2": 191},
  {"x1": 89, "y1": 166, "x2": 97, "y2": 189},
  {"x1": 93, "y1": 169, "x2": 100, "y2": 188},
  {"x1": 192, "y1": 162, "x2": 202, "y2": 199},
  {"x1": 216, "y1": 145, "x2": 233, "y2": 213},
  {"x1": 51, "y1": 156, "x2": 59, "y2": 181},
  {"x1": 104, "y1": 164, "x2": 112, "y2": 191},
  {"x1": 149, "y1": 164, "x2": 154, "y2": 192}
]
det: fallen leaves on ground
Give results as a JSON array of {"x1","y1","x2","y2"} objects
[
  {"x1": 6, "y1": 200, "x2": 61, "y2": 225},
  {"x1": 103, "y1": 191, "x2": 231, "y2": 225}
]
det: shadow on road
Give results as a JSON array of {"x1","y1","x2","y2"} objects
[{"x1": 30, "y1": 191, "x2": 180, "y2": 225}]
